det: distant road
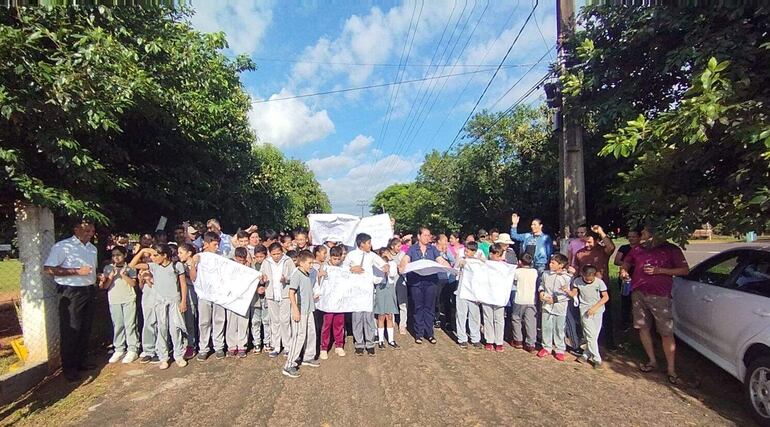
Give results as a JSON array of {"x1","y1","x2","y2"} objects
[{"x1": 682, "y1": 241, "x2": 768, "y2": 266}]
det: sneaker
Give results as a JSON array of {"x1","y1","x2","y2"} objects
[
  {"x1": 554, "y1": 353, "x2": 565, "y2": 362},
  {"x1": 264, "y1": 346, "x2": 274, "y2": 353},
  {"x1": 509, "y1": 340, "x2": 523, "y2": 349},
  {"x1": 575, "y1": 355, "x2": 589, "y2": 364},
  {"x1": 122, "y1": 351, "x2": 138, "y2": 364},
  {"x1": 592, "y1": 360, "x2": 603, "y2": 370},
  {"x1": 355, "y1": 348, "x2": 364, "y2": 356},
  {"x1": 388, "y1": 341, "x2": 401, "y2": 350},
  {"x1": 320, "y1": 350, "x2": 328, "y2": 360},
  {"x1": 282, "y1": 367, "x2": 300, "y2": 378},
  {"x1": 335, "y1": 347, "x2": 346, "y2": 357},
  {"x1": 237, "y1": 350, "x2": 247, "y2": 359},
  {"x1": 215, "y1": 350, "x2": 226, "y2": 360},
  {"x1": 472, "y1": 342, "x2": 483, "y2": 349},
  {"x1": 458, "y1": 342, "x2": 468, "y2": 349},
  {"x1": 109, "y1": 351, "x2": 125, "y2": 364},
  {"x1": 149, "y1": 355, "x2": 161, "y2": 364},
  {"x1": 399, "y1": 327, "x2": 407, "y2": 335},
  {"x1": 377, "y1": 342, "x2": 385, "y2": 350},
  {"x1": 484, "y1": 344, "x2": 494, "y2": 351},
  {"x1": 524, "y1": 345, "x2": 538, "y2": 354},
  {"x1": 253, "y1": 347, "x2": 262, "y2": 354},
  {"x1": 159, "y1": 361, "x2": 169, "y2": 370},
  {"x1": 302, "y1": 359, "x2": 320, "y2": 368},
  {"x1": 495, "y1": 345, "x2": 504, "y2": 353},
  {"x1": 537, "y1": 348, "x2": 550, "y2": 358},
  {"x1": 366, "y1": 348, "x2": 375, "y2": 357},
  {"x1": 183, "y1": 346, "x2": 196, "y2": 360},
  {"x1": 197, "y1": 351, "x2": 210, "y2": 362},
  {"x1": 139, "y1": 355, "x2": 153, "y2": 364},
  {"x1": 175, "y1": 359, "x2": 188, "y2": 367},
  {"x1": 268, "y1": 351, "x2": 281, "y2": 358},
  {"x1": 229, "y1": 349, "x2": 239, "y2": 357}
]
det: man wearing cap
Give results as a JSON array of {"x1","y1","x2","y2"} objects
[{"x1": 494, "y1": 233, "x2": 518, "y2": 265}]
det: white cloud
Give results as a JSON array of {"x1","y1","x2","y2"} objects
[
  {"x1": 249, "y1": 90, "x2": 335, "y2": 147},
  {"x1": 189, "y1": 0, "x2": 273, "y2": 55},
  {"x1": 305, "y1": 134, "x2": 373, "y2": 178},
  {"x1": 343, "y1": 134, "x2": 373, "y2": 155}
]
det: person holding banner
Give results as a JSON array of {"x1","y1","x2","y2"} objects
[
  {"x1": 454, "y1": 241, "x2": 483, "y2": 349},
  {"x1": 398, "y1": 227, "x2": 451, "y2": 345},
  {"x1": 481, "y1": 245, "x2": 509, "y2": 352},
  {"x1": 318, "y1": 246, "x2": 347, "y2": 359},
  {"x1": 188, "y1": 232, "x2": 228, "y2": 361},
  {"x1": 344, "y1": 233, "x2": 388, "y2": 356}
]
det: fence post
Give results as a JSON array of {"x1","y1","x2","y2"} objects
[{"x1": 15, "y1": 204, "x2": 59, "y2": 369}]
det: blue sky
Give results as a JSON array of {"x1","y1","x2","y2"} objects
[{"x1": 189, "y1": 0, "x2": 557, "y2": 215}]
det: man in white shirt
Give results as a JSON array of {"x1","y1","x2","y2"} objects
[{"x1": 44, "y1": 219, "x2": 98, "y2": 382}]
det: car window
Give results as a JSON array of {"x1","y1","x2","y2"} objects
[
  {"x1": 734, "y1": 256, "x2": 770, "y2": 298},
  {"x1": 691, "y1": 254, "x2": 742, "y2": 287}
]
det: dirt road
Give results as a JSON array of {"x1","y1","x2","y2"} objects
[{"x1": 1, "y1": 329, "x2": 753, "y2": 427}]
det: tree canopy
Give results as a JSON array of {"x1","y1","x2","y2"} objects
[{"x1": 0, "y1": 5, "x2": 329, "y2": 232}]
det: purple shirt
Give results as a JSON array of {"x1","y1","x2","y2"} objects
[{"x1": 625, "y1": 243, "x2": 688, "y2": 297}]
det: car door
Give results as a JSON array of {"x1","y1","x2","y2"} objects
[
  {"x1": 674, "y1": 251, "x2": 744, "y2": 348},
  {"x1": 707, "y1": 251, "x2": 770, "y2": 366}
]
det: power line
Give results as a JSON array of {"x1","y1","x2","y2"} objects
[
  {"x1": 251, "y1": 56, "x2": 541, "y2": 69},
  {"x1": 441, "y1": 0, "x2": 540, "y2": 157},
  {"x1": 487, "y1": 44, "x2": 554, "y2": 111},
  {"x1": 251, "y1": 67, "x2": 503, "y2": 104}
]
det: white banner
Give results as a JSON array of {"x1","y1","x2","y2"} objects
[
  {"x1": 194, "y1": 252, "x2": 261, "y2": 317},
  {"x1": 316, "y1": 265, "x2": 374, "y2": 313},
  {"x1": 308, "y1": 213, "x2": 394, "y2": 250},
  {"x1": 458, "y1": 259, "x2": 515, "y2": 306},
  {"x1": 402, "y1": 259, "x2": 458, "y2": 276}
]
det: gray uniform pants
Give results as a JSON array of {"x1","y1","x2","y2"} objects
[
  {"x1": 226, "y1": 309, "x2": 249, "y2": 350},
  {"x1": 284, "y1": 311, "x2": 317, "y2": 369},
  {"x1": 511, "y1": 303, "x2": 537, "y2": 347},
  {"x1": 581, "y1": 310, "x2": 604, "y2": 363},
  {"x1": 250, "y1": 296, "x2": 271, "y2": 347},
  {"x1": 352, "y1": 311, "x2": 376, "y2": 349},
  {"x1": 141, "y1": 294, "x2": 157, "y2": 356},
  {"x1": 198, "y1": 298, "x2": 226, "y2": 352},
  {"x1": 109, "y1": 301, "x2": 139, "y2": 353},
  {"x1": 267, "y1": 299, "x2": 292, "y2": 351},
  {"x1": 155, "y1": 298, "x2": 184, "y2": 362},
  {"x1": 482, "y1": 304, "x2": 505, "y2": 346},
  {"x1": 541, "y1": 311, "x2": 567, "y2": 353},
  {"x1": 455, "y1": 297, "x2": 481, "y2": 343}
]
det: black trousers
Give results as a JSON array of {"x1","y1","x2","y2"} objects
[{"x1": 58, "y1": 285, "x2": 96, "y2": 374}]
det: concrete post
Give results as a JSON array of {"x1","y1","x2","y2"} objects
[{"x1": 15, "y1": 204, "x2": 59, "y2": 369}]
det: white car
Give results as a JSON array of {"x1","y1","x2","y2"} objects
[{"x1": 673, "y1": 247, "x2": 770, "y2": 426}]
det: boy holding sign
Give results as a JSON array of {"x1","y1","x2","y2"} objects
[
  {"x1": 318, "y1": 246, "x2": 347, "y2": 359},
  {"x1": 282, "y1": 251, "x2": 320, "y2": 378}
]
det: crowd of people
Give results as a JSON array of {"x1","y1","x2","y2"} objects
[{"x1": 43, "y1": 214, "x2": 689, "y2": 382}]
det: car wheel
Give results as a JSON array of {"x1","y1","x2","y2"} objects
[{"x1": 745, "y1": 356, "x2": 770, "y2": 426}]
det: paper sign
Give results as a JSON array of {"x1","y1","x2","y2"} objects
[
  {"x1": 458, "y1": 259, "x2": 515, "y2": 306},
  {"x1": 355, "y1": 214, "x2": 393, "y2": 249},
  {"x1": 155, "y1": 216, "x2": 168, "y2": 231},
  {"x1": 194, "y1": 252, "x2": 261, "y2": 317},
  {"x1": 316, "y1": 265, "x2": 374, "y2": 313},
  {"x1": 402, "y1": 259, "x2": 458, "y2": 276},
  {"x1": 308, "y1": 214, "x2": 360, "y2": 246}
]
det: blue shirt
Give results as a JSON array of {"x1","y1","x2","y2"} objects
[
  {"x1": 217, "y1": 232, "x2": 233, "y2": 256},
  {"x1": 509, "y1": 225, "x2": 553, "y2": 268},
  {"x1": 405, "y1": 243, "x2": 443, "y2": 285}
]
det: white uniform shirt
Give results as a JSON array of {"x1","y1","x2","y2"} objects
[
  {"x1": 44, "y1": 235, "x2": 98, "y2": 286},
  {"x1": 343, "y1": 249, "x2": 387, "y2": 284}
]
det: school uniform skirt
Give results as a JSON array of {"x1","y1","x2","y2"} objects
[{"x1": 374, "y1": 281, "x2": 399, "y2": 315}]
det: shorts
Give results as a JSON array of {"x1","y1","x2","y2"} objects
[{"x1": 631, "y1": 290, "x2": 673, "y2": 336}]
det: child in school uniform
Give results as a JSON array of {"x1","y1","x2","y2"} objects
[
  {"x1": 455, "y1": 241, "x2": 483, "y2": 349},
  {"x1": 385, "y1": 238, "x2": 409, "y2": 335},
  {"x1": 344, "y1": 233, "x2": 388, "y2": 356},
  {"x1": 226, "y1": 247, "x2": 252, "y2": 358},
  {"x1": 373, "y1": 248, "x2": 400, "y2": 350},
  {"x1": 318, "y1": 245, "x2": 347, "y2": 359},
  {"x1": 282, "y1": 250, "x2": 320, "y2": 378},
  {"x1": 566, "y1": 264, "x2": 609, "y2": 369},
  {"x1": 188, "y1": 231, "x2": 228, "y2": 361},
  {"x1": 133, "y1": 243, "x2": 158, "y2": 364},
  {"x1": 537, "y1": 254, "x2": 572, "y2": 361},
  {"x1": 177, "y1": 243, "x2": 198, "y2": 360},
  {"x1": 250, "y1": 244, "x2": 271, "y2": 353},
  {"x1": 99, "y1": 246, "x2": 140, "y2": 364},
  {"x1": 130, "y1": 244, "x2": 188, "y2": 370},
  {"x1": 481, "y1": 244, "x2": 508, "y2": 352},
  {"x1": 263, "y1": 242, "x2": 295, "y2": 358},
  {"x1": 511, "y1": 253, "x2": 538, "y2": 352}
]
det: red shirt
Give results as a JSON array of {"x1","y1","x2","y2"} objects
[
  {"x1": 625, "y1": 242, "x2": 688, "y2": 297},
  {"x1": 573, "y1": 246, "x2": 611, "y2": 281}
]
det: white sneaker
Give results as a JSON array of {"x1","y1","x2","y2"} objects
[
  {"x1": 159, "y1": 361, "x2": 169, "y2": 370},
  {"x1": 109, "y1": 351, "x2": 125, "y2": 364},
  {"x1": 319, "y1": 350, "x2": 328, "y2": 360},
  {"x1": 175, "y1": 359, "x2": 188, "y2": 367},
  {"x1": 122, "y1": 351, "x2": 138, "y2": 364},
  {"x1": 335, "y1": 347, "x2": 346, "y2": 357}
]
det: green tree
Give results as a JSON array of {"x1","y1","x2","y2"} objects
[
  {"x1": 564, "y1": 6, "x2": 770, "y2": 243},
  {"x1": 371, "y1": 183, "x2": 455, "y2": 234}
]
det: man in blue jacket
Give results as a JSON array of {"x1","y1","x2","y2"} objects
[{"x1": 509, "y1": 213, "x2": 553, "y2": 278}]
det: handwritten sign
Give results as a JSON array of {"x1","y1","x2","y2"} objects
[
  {"x1": 316, "y1": 265, "x2": 374, "y2": 313},
  {"x1": 458, "y1": 259, "x2": 515, "y2": 306},
  {"x1": 355, "y1": 214, "x2": 393, "y2": 249},
  {"x1": 194, "y1": 252, "x2": 262, "y2": 317},
  {"x1": 308, "y1": 214, "x2": 360, "y2": 246}
]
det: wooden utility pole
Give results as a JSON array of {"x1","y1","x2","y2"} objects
[{"x1": 557, "y1": 0, "x2": 586, "y2": 239}]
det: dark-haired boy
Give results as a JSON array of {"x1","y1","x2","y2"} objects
[
  {"x1": 250, "y1": 244, "x2": 271, "y2": 353},
  {"x1": 189, "y1": 231, "x2": 227, "y2": 361},
  {"x1": 344, "y1": 233, "x2": 388, "y2": 356},
  {"x1": 282, "y1": 250, "x2": 319, "y2": 378}
]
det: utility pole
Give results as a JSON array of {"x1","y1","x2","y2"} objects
[
  {"x1": 557, "y1": 0, "x2": 586, "y2": 240},
  {"x1": 355, "y1": 199, "x2": 368, "y2": 218}
]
